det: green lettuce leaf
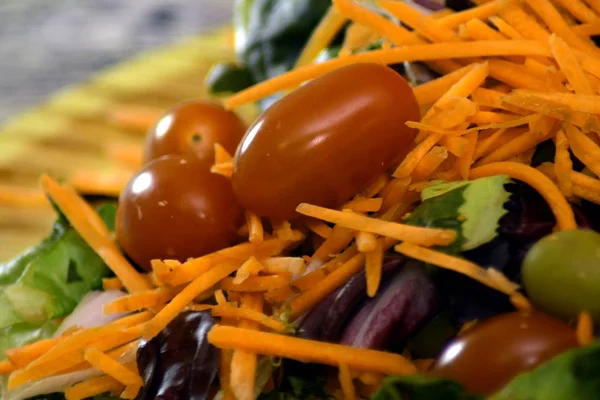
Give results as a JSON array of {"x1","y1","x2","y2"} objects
[
  {"x1": 491, "y1": 342, "x2": 600, "y2": 400},
  {"x1": 371, "y1": 375, "x2": 483, "y2": 400},
  {"x1": 406, "y1": 175, "x2": 511, "y2": 252},
  {"x1": 0, "y1": 202, "x2": 116, "y2": 359}
]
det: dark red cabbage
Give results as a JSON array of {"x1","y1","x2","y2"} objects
[{"x1": 136, "y1": 311, "x2": 217, "y2": 400}]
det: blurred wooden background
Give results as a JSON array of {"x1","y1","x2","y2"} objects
[{"x1": 0, "y1": 0, "x2": 238, "y2": 261}]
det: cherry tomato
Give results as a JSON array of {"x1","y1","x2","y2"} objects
[
  {"x1": 232, "y1": 63, "x2": 420, "y2": 220},
  {"x1": 144, "y1": 100, "x2": 246, "y2": 163},
  {"x1": 116, "y1": 155, "x2": 243, "y2": 269},
  {"x1": 431, "y1": 312, "x2": 578, "y2": 395},
  {"x1": 522, "y1": 230, "x2": 600, "y2": 324}
]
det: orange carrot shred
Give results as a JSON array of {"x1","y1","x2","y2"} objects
[
  {"x1": 365, "y1": 240, "x2": 383, "y2": 297},
  {"x1": 576, "y1": 311, "x2": 594, "y2": 346},
  {"x1": 457, "y1": 131, "x2": 478, "y2": 179},
  {"x1": 208, "y1": 325, "x2": 417, "y2": 376},
  {"x1": 221, "y1": 273, "x2": 292, "y2": 292},
  {"x1": 339, "y1": 363, "x2": 356, "y2": 400},
  {"x1": 64, "y1": 375, "x2": 124, "y2": 400},
  {"x1": 84, "y1": 348, "x2": 143, "y2": 387},
  {"x1": 108, "y1": 105, "x2": 162, "y2": 133},
  {"x1": 555, "y1": 130, "x2": 574, "y2": 198},
  {"x1": 212, "y1": 303, "x2": 285, "y2": 332},
  {"x1": 40, "y1": 175, "x2": 151, "y2": 293},
  {"x1": 143, "y1": 260, "x2": 240, "y2": 340},
  {"x1": 470, "y1": 162, "x2": 577, "y2": 231}
]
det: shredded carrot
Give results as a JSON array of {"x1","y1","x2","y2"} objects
[
  {"x1": 489, "y1": 16, "x2": 523, "y2": 39},
  {"x1": 84, "y1": 348, "x2": 143, "y2": 387},
  {"x1": 395, "y1": 242, "x2": 521, "y2": 297},
  {"x1": 311, "y1": 223, "x2": 355, "y2": 262},
  {"x1": 338, "y1": 363, "x2": 356, "y2": 400},
  {"x1": 41, "y1": 175, "x2": 151, "y2": 293},
  {"x1": 5, "y1": 336, "x2": 66, "y2": 368},
  {"x1": 356, "y1": 231, "x2": 378, "y2": 253},
  {"x1": 576, "y1": 311, "x2": 594, "y2": 346},
  {"x1": 290, "y1": 252, "x2": 365, "y2": 319},
  {"x1": 64, "y1": 375, "x2": 124, "y2": 400},
  {"x1": 507, "y1": 90, "x2": 600, "y2": 115},
  {"x1": 333, "y1": 0, "x2": 417, "y2": 45},
  {"x1": 121, "y1": 383, "x2": 142, "y2": 399},
  {"x1": 550, "y1": 34, "x2": 594, "y2": 95},
  {"x1": 365, "y1": 239, "x2": 383, "y2": 297},
  {"x1": 0, "y1": 185, "x2": 49, "y2": 208},
  {"x1": 464, "y1": 18, "x2": 505, "y2": 41},
  {"x1": 104, "y1": 286, "x2": 177, "y2": 314},
  {"x1": 0, "y1": 360, "x2": 15, "y2": 375},
  {"x1": 296, "y1": 6, "x2": 348, "y2": 68},
  {"x1": 342, "y1": 197, "x2": 383, "y2": 213},
  {"x1": 489, "y1": 59, "x2": 564, "y2": 91},
  {"x1": 510, "y1": 292, "x2": 533, "y2": 312},
  {"x1": 555, "y1": 130, "x2": 575, "y2": 198},
  {"x1": 563, "y1": 123, "x2": 600, "y2": 178},
  {"x1": 212, "y1": 303, "x2": 285, "y2": 332},
  {"x1": 262, "y1": 257, "x2": 306, "y2": 275},
  {"x1": 306, "y1": 218, "x2": 333, "y2": 238},
  {"x1": 186, "y1": 303, "x2": 214, "y2": 312},
  {"x1": 105, "y1": 143, "x2": 143, "y2": 169},
  {"x1": 413, "y1": 64, "x2": 474, "y2": 107},
  {"x1": 554, "y1": 0, "x2": 599, "y2": 23},
  {"x1": 457, "y1": 131, "x2": 478, "y2": 179},
  {"x1": 478, "y1": 116, "x2": 554, "y2": 165},
  {"x1": 271, "y1": 219, "x2": 296, "y2": 241},
  {"x1": 296, "y1": 204, "x2": 456, "y2": 247},
  {"x1": 224, "y1": 40, "x2": 550, "y2": 109},
  {"x1": 108, "y1": 105, "x2": 162, "y2": 133},
  {"x1": 378, "y1": 0, "x2": 460, "y2": 42},
  {"x1": 9, "y1": 324, "x2": 143, "y2": 389},
  {"x1": 155, "y1": 237, "x2": 293, "y2": 286},
  {"x1": 102, "y1": 277, "x2": 124, "y2": 291},
  {"x1": 412, "y1": 146, "x2": 448, "y2": 181},
  {"x1": 498, "y1": 4, "x2": 550, "y2": 41},
  {"x1": 470, "y1": 162, "x2": 577, "y2": 231},
  {"x1": 584, "y1": 0, "x2": 600, "y2": 14},
  {"x1": 500, "y1": 92, "x2": 600, "y2": 131},
  {"x1": 215, "y1": 289, "x2": 228, "y2": 305},
  {"x1": 441, "y1": 136, "x2": 467, "y2": 157},
  {"x1": 69, "y1": 170, "x2": 130, "y2": 197},
  {"x1": 211, "y1": 160, "x2": 234, "y2": 178},
  {"x1": 439, "y1": 0, "x2": 509, "y2": 29},
  {"x1": 229, "y1": 294, "x2": 264, "y2": 400},
  {"x1": 571, "y1": 170, "x2": 600, "y2": 203},
  {"x1": 380, "y1": 177, "x2": 412, "y2": 212},
  {"x1": 245, "y1": 210, "x2": 264, "y2": 243},
  {"x1": 393, "y1": 133, "x2": 442, "y2": 178},
  {"x1": 525, "y1": 0, "x2": 600, "y2": 58},
  {"x1": 209, "y1": 325, "x2": 416, "y2": 376},
  {"x1": 221, "y1": 273, "x2": 291, "y2": 292},
  {"x1": 143, "y1": 260, "x2": 240, "y2": 340},
  {"x1": 233, "y1": 256, "x2": 264, "y2": 284},
  {"x1": 572, "y1": 21, "x2": 600, "y2": 37}
]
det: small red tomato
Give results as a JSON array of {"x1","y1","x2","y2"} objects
[
  {"x1": 431, "y1": 312, "x2": 578, "y2": 395},
  {"x1": 116, "y1": 156, "x2": 243, "y2": 269},
  {"x1": 144, "y1": 100, "x2": 246, "y2": 163},
  {"x1": 232, "y1": 63, "x2": 420, "y2": 220}
]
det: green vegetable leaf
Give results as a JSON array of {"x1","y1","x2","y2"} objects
[
  {"x1": 235, "y1": 0, "x2": 331, "y2": 82},
  {"x1": 258, "y1": 375, "x2": 332, "y2": 400},
  {"x1": 0, "y1": 202, "x2": 117, "y2": 359},
  {"x1": 205, "y1": 62, "x2": 255, "y2": 94},
  {"x1": 459, "y1": 175, "x2": 511, "y2": 250},
  {"x1": 371, "y1": 375, "x2": 483, "y2": 400},
  {"x1": 491, "y1": 342, "x2": 600, "y2": 400},
  {"x1": 406, "y1": 176, "x2": 511, "y2": 253}
]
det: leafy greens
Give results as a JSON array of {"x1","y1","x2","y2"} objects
[{"x1": 0, "y1": 203, "x2": 116, "y2": 359}]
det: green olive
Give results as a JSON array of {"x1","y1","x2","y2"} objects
[{"x1": 522, "y1": 229, "x2": 600, "y2": 324}]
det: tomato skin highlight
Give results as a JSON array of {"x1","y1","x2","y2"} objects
[
  {"x1": 144, "y1": 100, "x2": 245, "y2": 164},
  {"x1": 431, "y1": 312, "x2": 578, "y2": 395},
  {"x1": 232, "y1": 63, "x2": 420, "y2": 220},
  {"x1": 116, "y1": 156, "x2": 243, "y2": 270}
]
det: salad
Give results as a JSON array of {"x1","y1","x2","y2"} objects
[{"x1": 1, "y1": 0, "x2": 600, "y2": 399}]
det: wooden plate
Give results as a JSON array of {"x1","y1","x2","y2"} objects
[{"x1": 0, "y1": 27, "x2": 249, "y2": 261}]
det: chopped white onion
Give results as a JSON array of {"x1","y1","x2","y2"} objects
[{"x1": 55, "y1": 290, "x2": 127, "y2": 337}]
